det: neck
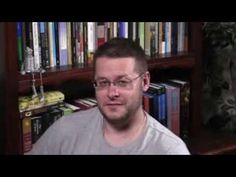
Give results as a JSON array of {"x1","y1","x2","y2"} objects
[{"x1": 103, "y1": 109, "x2": 147, "y2": 147}]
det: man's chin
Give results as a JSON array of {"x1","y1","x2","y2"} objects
[
  {"x1": 98, "y1": 105, "x2": 126, "y2": 119},
  {"x1": 103, "y1": 111, "x2": 123, "y2": 120},
  {"x1": 103, "y1": 114, "x2": 127, "y2": 125}
]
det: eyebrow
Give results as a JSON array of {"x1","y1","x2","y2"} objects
[{"x1": 95, "y1": 74, "x2": 131, "y2": 80}]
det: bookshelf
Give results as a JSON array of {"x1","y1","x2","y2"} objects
[{"x1": 1, "y1": 22, "x2": 230, "y2": 155}]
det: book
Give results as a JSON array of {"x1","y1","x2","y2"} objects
[
  {"x1": 144, "y1": 22, "x2": 151, "y2": 56},
  {"x1": 18, "y1": 91, "x2": 65, "y2": 113},
  {"x1": 73, "y1": 97, "x2": 97, "y2": 110},
  {"x1": 160, "y1": 83, "x2": 180, "y2": 136},
  {"x1": 167, "y1": 79, "x2": 190, "y2": 142},
  {"x1": 19, "y1": 101, "x2": 65, "y2": 119},
  {"x1": 87, "y1": 22, "x2": 96, "y2": 66},
  {"x1": 39, "y1": 22, "x2": 50, "y2": 69},
  {"x1": 64, "y1": 102, "x2": 80, "y2": 112},
  {"x1": 66, "y1": 22, "x2": 72, "y2": 66},
  {"x1": 48, "y1": 22, "x2": 57, "y2": 67},
  {"x1": 17, "y1": 22, "x2": 24, "y2": 71},
  {"x1": 58, "y1": 22, "x2": 68, "y2": 66},
  {"x1": 22, "y1": 117, "x2": 32, "y2": 152},
  {"x1": 32, "y1": 22, "x2": 41, "y2": 70},
  {"x1": 97, "y1": 22, "x2": 105, "y2": 47},
  {"x1": 27, "y1": 107, "x2": 64, "y2": 147},
  {"x1": 165, "y1": 22, "x2": 171, "y2": 54},
  {"x1": 54, "y1": 22, "x2": 60, "y2": 66},
  {"x1": 58, "y1": 106, "x2": 73, "y2": 116},
  {"x1": 145, "y1": 86, "x2": 161, "y2": 122},
  {"x1": 150, "y1": 83, "x2": 167, "y2": 126},
  {"x1": 42, "y1": 108, "x2": 64, "y2": 132},
  {"x1": 31, "y1": 115, "x2": 43, "y2": 144},
  {"x1": 143, "y1": 92, "x2": 155, "y2": 117},
  {"x1": 171, "y1": 22, "x2": 178, "y2": 54}
]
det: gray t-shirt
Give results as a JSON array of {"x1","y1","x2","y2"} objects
[{"x1": 27, "y1": 107, "x2": 190, "y2": 155}]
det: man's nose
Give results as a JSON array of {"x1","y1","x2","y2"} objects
[{"x1": 107, "y1": 83, "x2": 120, "y2": 98}]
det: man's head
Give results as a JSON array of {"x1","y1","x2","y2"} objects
[
  {"x1": 93, "y1": 37, "x2": 148, "y2": 75},
  {"x1": 93, "y1": 38, "x2": 150, "y2": 127}
]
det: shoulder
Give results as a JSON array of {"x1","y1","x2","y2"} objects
[
  {"x1": 27, "y1": 107, "x2": 103, "y2": 154},
  {"x1": 145, "y1": 114, "x2": 190, "y2": 154},
  {"x1": 146, "y1": 114, "x2": 181, "y2": 142},
  {"x1": 52, "y1": 106, "x2": 102, "y2": 133}
]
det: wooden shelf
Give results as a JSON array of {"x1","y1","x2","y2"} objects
[
  {"x1": 18, "y1": 53, "x2": 195, "y2": 93},
  {"x1": 148, "y1": 52, "x2": 195, "y2": 70},
  {"x1": 18, "y1": 65, "x2": 94, "y2": 93},
  {"x1": 188, "y1": 127, "x2": 236, "y2": 154}
]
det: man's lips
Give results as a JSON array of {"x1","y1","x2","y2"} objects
[
  {"x1": 105, "y1": 103, "x2": 123, "y2": 107},
  {"x1": 105, "y1": 103, "x2": 123, "y2": 106}
]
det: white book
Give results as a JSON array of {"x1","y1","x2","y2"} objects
[
  {"x1": 169, "y1": 79, "x2": 188, "y2": 85},
  {"x1": 79, "y1": 98, "x2": 97, "y2": 107},
  {"x1": 48, "y1": 22, "x2": 56, "y2": 67},
  {"x1": 177, "y1": 22, "x2": 185, "y2": 52},
  {"x1": 32, "y1": 22, "x2": 40, "y2": 70},
  {"x1": 58, "y1": 22, "x2": 68, "y2": 66},
  {"x1": 165, "y1": 22, "x2": 171, "y2": 54},
  {"x1": 64, "y1": 102, "x2": 80, "y2": 111},
  {"x1": 87, "y1": 22, "x2": 96, "y2": 53},
  {"x1": 113, "y1": 22, "x2": 117, "y2": 38}
]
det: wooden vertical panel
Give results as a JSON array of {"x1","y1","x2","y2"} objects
[
  {"x1": 188, "y1": 22, "x2": 203, "y2": 136},
  {"x1": 3, "y1": 22, "x2": 22, "y2": 154}
]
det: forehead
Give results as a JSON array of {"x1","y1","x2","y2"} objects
[{"x1": 95, "y1": 57, "x2": 137, "y2": 75}]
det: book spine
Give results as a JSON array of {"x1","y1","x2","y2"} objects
[
  {"x1": 32, "y1": 22, "x2": 41, "y2": 70},
  {"x1": 31, "y1": 115, "x2": 43, "y2": 144},
  {"x1": 39, "y1": 22, "x2": 50, "y2": 69},
  {"x1": 160, "y1": 83, "x2": 180, "y2": 136},
  {"x1": 79, "y1": 22, "x2": 85, "y2": 65},
  {"x1": 22, "y1": 117, "x2": 32, "y2": 152},
  {"x1": 150, "y1": 22, "x2": 157, "y2": 57},
  {"x1": 171, "y1": 86, "x2": 180, "y2": 136},
  {"x1": 184, "y1": 22, "x2": 189, "y2": 52},
  {"x1": 87, "y1": 22, "x2": 96, "y2": 66},
  {"x1": 58, "y1": 22, "x2": 68, "y2": 66},
  {"x1": 177, "y1": 22, "x2": 184, "y2": 52},
  {"x1": 158, "y1": 22, "x2": 163, "y2": 54},
  {"x1": 66, "y1": 22, "x2": 72, "y2": 66},
  {"x1": 17, "y1": 22, "x2": 24, "y2": 71},
  {"x1": 167, "y1": 79, "x2": 190, "y2": 142},
  {"x1": 42, "y1": 109, "x2": 63, "y2": 132},
  {"x1": 139, "y1": 22, "x2": 145, "y2": 49},
  {"x1": 97, "y1": 22, "x2": 105, "y2": 47},
  {"x1": 19, "y1": 102, "x2": 65, "y2": 119},
  {"x1": 165, "y1": 22, "x2": 171, "y2": 54},
  {"x1": 144, "y1": 22, "x2": 151, "y2": 56},
  {"x1": 54, "y1": 22, "x2": 60, "y2": 66},
  {"x1": 171, "y1": 22, "x2": 178, "y2": 54},
  {"x1": 48, "y1": 22, "x2": 56, "y2": 67}
]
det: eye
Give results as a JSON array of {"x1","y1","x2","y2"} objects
[
  {"x1": 98, "y1": 80, "x2": 110, "y2": 87},
  {"x1": 117, "y1": 80, "x2": 129, "y2": 87}
]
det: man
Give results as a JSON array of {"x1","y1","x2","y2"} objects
[{"x1": 28, "y1": 38, "x2": 190, "y2": 154}]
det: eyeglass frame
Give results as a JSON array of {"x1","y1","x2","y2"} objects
[{"x1": 93, "y1": 72, "x2": 145, "y2": 90}]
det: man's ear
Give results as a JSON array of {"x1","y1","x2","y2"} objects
[{"x1": 143, "y1": 71, "x2": 150, "y2": 92}]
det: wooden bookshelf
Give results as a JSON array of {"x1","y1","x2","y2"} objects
[
  {"x1": 2, "y1": 22, "x2": 231, "y2": 155},
  {"x1": 18, "y1": 66, "x2": 94, "y2": 93},
  {"x1": 18, "y1": 54, "x2": 195, "y2": 93},
  {"x1": 147, "y1": 53, "x2": 195, "y2": 70},
  {"x1": 188, "y1": 127, "x2": 236, "y2": 154}
]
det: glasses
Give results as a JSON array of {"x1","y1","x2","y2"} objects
[{"x1": 93, "y1": 73, "x2": 144, "y2": 90}]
